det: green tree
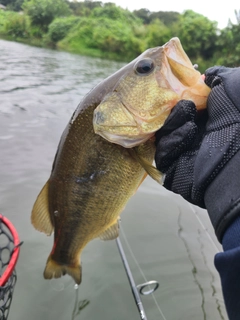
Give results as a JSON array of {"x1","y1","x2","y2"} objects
[
  {"x1": 174, "y1": 10, "x2": 218, "y2": 61},
  {"x1": 22, "y1": 0, "x2": 71, "y2": 31},
  {"x1": 67, "y1": 0, "x2": 102, "y2": 16},
  {"x1": 1, "y1": 0, "x2": 24, "y2": 11},
  {"x1": 47, "y1": 16, "x2": 80, "y2": 42},
  {"x1": 133, "y1": 8, "x2": 151, "y2": 24},
  {"x1": 59, "y1": 7, "x2": 145, "y2": 61},
  {"x1": 4, "y1": 11, "x2": 29, "y2": 37},
  {"x1": 149, "y1": 11, "x2": 180, "y2": 26},
  {"x1": 91, "y1": 3, "x2": 139, "y2": 25},
  {"x1": 214, "y1": 18, "x2": 240, "y2": 66},
  {"x1": 146, "y1": 19, "x2": 172, "y2": 47},
  {"x1": 133, "y1": 9, "x2": 180, "y2": 26}
]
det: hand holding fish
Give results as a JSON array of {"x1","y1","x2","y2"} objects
[
  {"x1": 155, "y1": 66, "x2": 240, "y2": 242},
  {"x1": 155, "y1": 66, "x2": 240, "y2": 320}
]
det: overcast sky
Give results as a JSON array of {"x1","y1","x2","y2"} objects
[{"x1": 100, "y1": 0, "x2": 239, "y2": 29}]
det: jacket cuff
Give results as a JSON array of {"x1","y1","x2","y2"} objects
[{"x1": 204, "y1": 151, "x2": 240, "y2": 242}]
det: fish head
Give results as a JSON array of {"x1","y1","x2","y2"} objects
[{"x1": 93, "y1": 37, "x2": 210, "y2": 148}]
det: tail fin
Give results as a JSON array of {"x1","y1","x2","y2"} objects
[{"x1": 43, "y1": 256, "x2": 82, "y2": 285}]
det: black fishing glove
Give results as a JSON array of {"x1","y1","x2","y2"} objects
[{"x1": 155, "y1": 66, "x2": 240, "y2": 242}]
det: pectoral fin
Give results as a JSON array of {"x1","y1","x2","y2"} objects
[
  {"x1": 128, "y1": 148, "x2": 163, "y2": 184},
  {"x1": 31, "y1": 181, "x2": 53, "y2": 236},
  {"x1": 99, "y1": 220, "x2": 120, "y2": 240}
]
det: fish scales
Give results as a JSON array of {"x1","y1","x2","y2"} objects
[
  {"x1": 49, "y1": 105, "x2": 155, "y2": 283},
  {"x1": 33, "y1": 102, "x2": 155, "y2": 284}
]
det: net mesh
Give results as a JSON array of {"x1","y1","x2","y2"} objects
[
  {"x1": 0, "y1": 217, "x2": 19, "y2": 320},
  {"x1": 0, "y1": 271, "x2": 16, "y2": 320}
]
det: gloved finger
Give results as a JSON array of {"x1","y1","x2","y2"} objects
[
  {"x1": 206, "y1": 67, "x2": 240, "y2": 113},
  {"x1": 205, "y1": 66, "x2": 230, "y2": 78},
  {"x1": 162, "y1": 153, "x2": 195, "y2": 204},
  {"x1": 155, "y1": 121, "x2": 198, "y2": 172},
  {"x1": 155, "y1": 100, "x2": 197, "y2": 145},
  {"x1": 205, "y1": 66, "x2": 240, "y2": 103},
  {"x1": 217, "y1": 67, "x2": 240, "y2": 108},
  {"x1": 204, "y1": 66, "x2": 229, "y2": 88}
]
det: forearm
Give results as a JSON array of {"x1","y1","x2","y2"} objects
[
  {"x1": 204, "y1": 151, "x2": 240, "y2": 242},
  {"x1": 154, "y1": 66, "x2": 240, "y2": 319},
  {"x1": 214, "y1": 216, "x2": 240, "y2": 320}
]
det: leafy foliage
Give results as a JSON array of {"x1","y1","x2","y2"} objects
[
  {"x1": 47, "y1": 16, "x2": 80, "y2": 42},
  {"x1": 174, "y1": 10, "x2": 218, "y2": 60},
  {"x1": 59, "y1": 15, "x2": 144, "y2": 60},
  {"x1": 90, "y1": 3, "x2": 138, "y2": 24},
  {"x1": 0, "y1": 0, "x2": 24, "y2": 11},
  {"x1": 68, "y1": 0, "x2": 102, "y2": 16},
  {"x1": 22, "y1": 0, "x2": 71, "y2": 31},
  {"x1": 149, "y1": 11, "x2": 180, "y2": 26},
  {"x1": 145, "y1": 19, "x2": 172, "y2": 47},
  {"x1": 133, "y1": 8, "x2": 151, "y2": 24},
  {"x1": 0, "y1": 11, "x2": 13, "y2": 34},
  {"x1": 133, "y1": 9, "x2": 180, "y2": 26},
  {"x1": 59, "y1": 4, "x2": 145, "y2": 60},
  {"x1": 3, "y1": 11, "x2": 29, "y2": 38},
  {"x1": 214, "y1": 21, "x2": 240, "y2": 66}
]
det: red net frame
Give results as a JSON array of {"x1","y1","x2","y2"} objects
[{"x1": 0, "y1": 214, "x2": 21, "y2": 320}]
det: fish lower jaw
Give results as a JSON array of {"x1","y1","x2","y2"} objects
[{"x1": 95, "y1": 131, "x2": 154, "y2": 148}]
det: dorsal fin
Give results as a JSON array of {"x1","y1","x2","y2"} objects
[{"x1": 31, "y1": 181, "x2": 53, "y2": 236}]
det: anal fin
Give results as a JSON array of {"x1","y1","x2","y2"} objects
[{"x1": 99, "y1": 219, "x2": 120, "y2": 240}]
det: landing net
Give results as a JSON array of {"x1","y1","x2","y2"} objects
[{"x1": 0, "y1": 214, "x2": 21, "y2": 320}]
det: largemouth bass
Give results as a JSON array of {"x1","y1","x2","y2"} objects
[{"x1": 31, "y1": 37, "x2": 210, "y2": 284}]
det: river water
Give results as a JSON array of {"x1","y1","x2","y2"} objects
[{"x1": 0, "y1": 39, "x2": 227, "y2": 320}]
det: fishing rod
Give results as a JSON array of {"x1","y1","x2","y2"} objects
[{"x1": 116, "y1": 236, "x2": 159, "y2": 320}]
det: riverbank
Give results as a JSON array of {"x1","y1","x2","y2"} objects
[
  {"x1": 0, "y1": 33, "x2": 129, "y2": 62},
  {"x1": 1, "y1": 2, "x2": 240, "y2": 68},
  {"x1": 0, "y1": 7, "x2": 144, "y2": 62}
]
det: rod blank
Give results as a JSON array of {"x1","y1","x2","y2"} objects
[{"x1": 116, "y1": 237, "x2": 148, "y2": 320}]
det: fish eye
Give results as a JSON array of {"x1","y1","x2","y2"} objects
[{"x1": 135, "y1": 58, "x2": 154, "y2": 75}]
